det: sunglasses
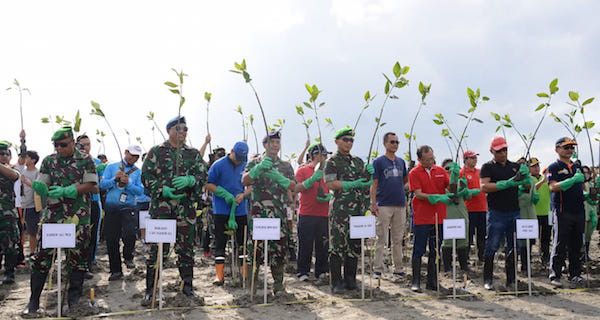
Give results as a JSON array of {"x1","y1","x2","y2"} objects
[
  {"x1": 388, "y1": 140, "x2": 400, "y2": 145},
  {"x1": 175, "y1": 125, "x2": 188, "y2": 132},
  {"x1": 561, "y1": 145, "x2": 575, "y2": 150},
  {"x1": 54, "y1": 141, "x2": 70, "y2": 148},
  {"x1": 341, "y1": 137, "x2": 354, "y2": 143},
  {"x1": 0, "y1": 151, "x2": 10, "y2": 156}
]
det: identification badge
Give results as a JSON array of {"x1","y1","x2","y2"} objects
[{"x1": 119, "y1": 193, "x2": 128, "y2": 203}]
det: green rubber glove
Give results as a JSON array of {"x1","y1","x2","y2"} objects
[
  {"x1": 96, "y1": 163, "x2": 107, "y2": 174},
  {"x1": 302, "y1": 170, "x2": 323, "y2": 189},
  {"x1": 263, "y1": 169, "x2": 291, "y2": 189},
  {"x1": 215, "y1": 186, "x2": 235, "y2": 205},
  {"x1": 465, "y1": 188, "x2": 481, "y2": 198},
  {"x1": 518, "y1": 163, "x2": 530, "y2": 177},
  {"x1": 227, "y1": 203, "x2": 238, "y2": 230},
  {"x1": 341, "y1": 178, "x2": 372, "y2": 191},
  {"x1": 172, "y1": 175, "x2": 196, "y2": 190},
  {"x1": 496, "y1": 178, "x2": 520, "y2": 191},
  {"x1": 32, "y1": 181, "x2": 49, "y2": 197},
  {"x1": 316, "y1": 193, "x2": 333, "y2": 203},
  {"x1": 365, "y1": 163, "x2": 375, "y2": 176},
  {"x1": 162, "y1": 186, "x2": 185, "y2": 200},
  {"x1": 558, "y1": 170, "x2": 585, "y2": 191},
  {"x1": 448, "y1": 162, "x2": 460, "y2": 184},
  {"x1": 249, "y1": 156, "x2": 273, "y2": 180},
  {"x1": 48, "y1": 184, "x2": 78, "y2": 199},
  {"x1": 427, "y1": 194, "x2": 452, "y2": 205}
]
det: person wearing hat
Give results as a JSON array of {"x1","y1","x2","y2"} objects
[
  {"x1": 141, "y1": 116, "x2": 208, "y2": 304},
  {"x1": 0, "y1": 141, "x2": 21, "y2": 285},
  {"x1": 370, "y1": 132, "x2": 408, "y2": 280},
  {"x1": 205, "y1": 141, "x2": 251, "y2": 286},
  {"x1": 324, "y1": 126, "x2": 373, "y2": 293},
  {"x1": 294, "y1": 143, "x2": 332, "y2": 283},
  {"x1": 100, "y1": 145, "x2": 144, "y2": 280},
  {"x1": 548, "y1": 137, "x2": 586, "y2": 288},
  {"x1": 460, "y1": 150, "x2": 487, "y2": 263},
  {"x1": 23, "y1": 127, "x2": 99, "y2": 316},
  {"x1": 529, "y1": 157, "x2": 552, "y2": 267},
  {"x1": 243, "y1": 130, "x2": 296, "y2": 295},
  {"x1": 480, "y1": 136, "x2": 529, "y2": 291}
]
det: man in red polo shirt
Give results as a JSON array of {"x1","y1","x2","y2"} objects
[
  {"x1": 460, "y1": 150, "x2": 487, "y2": 263},
  {"x1": 408, "y1": 145, "x2": 450, "y2": 292}
]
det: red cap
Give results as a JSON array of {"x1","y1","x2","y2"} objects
[
  {"x1": 490, "y1": 136, "x2": 508, "y2": 151},
  {"x1": 463, "y1": 150, "x2": 479, "y2": 158}
]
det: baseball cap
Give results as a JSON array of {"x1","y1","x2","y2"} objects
[
  {"x1": 555, "y1": 137, "x2": 577, "y2": 148},
  {"x1": 308, "y1": 144, "x2": 331, "y2": 156},
  {"x1": 529, "y1": 157, "x2": 540, "y2": 166},
  {"x1": 126, "y1": 145, "x2": 143, "y2": 156},
  {"x1": 463, "y1": 150, "x2": 479, "y2": 158},
  {"x1": 490, "y1": 136, "x2": 508, "y2": 151},
  {"x1": 232, "y1": 141, "x2": 249, "y2": 162}
]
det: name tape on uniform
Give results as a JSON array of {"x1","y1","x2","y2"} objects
[
  {"x1": 443, "y1": 219, "x2": 466, "y2": 240},
  {"x1": 139, "y1": 210, "x2": 150, "y2": 229},
  {"x1": 252, "y1": 218, "x2": 281, "y2": 240},
  {"x1": 516, "y1": 219, "x2": 539, "y2": 239},
  {"x1": 350, "y1": 215, "x2": 376, "y2": 239},
  {"x1": 145, "y1": 219, "x2": 176, "y2": 243},
  {"x1": 42, "y1": 223, "x2": 76, "y2": 249}
]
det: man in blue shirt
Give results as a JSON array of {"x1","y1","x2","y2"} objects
[
  {"x1": 100, "y1": 145, "x2": 144, "y2": 280},
  {"x1": 548, "y1": 137, "x2": 586, "y2": 288},
  {"x1": 206, "y1": 141, "x2": 250, "y2": 286},
  {"x1": 370, "y1": 132, "x2": 408, "y2": 279}
]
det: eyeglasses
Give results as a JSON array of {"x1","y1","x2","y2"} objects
[
  {"x1": 0, "y1": 151, "x2": 10, "y2": 156},
  {"x1": 388, "y1": 140, "x2": 400, "y2": 145},
  {"x1": 561, "y1": 146, "x2": 575, "y2": 150},
  {"x1": 175, "y1": 125, "x2": 188, "y2": 132},
  {"x1": 54, "y1": 141, "x2": 70, "y2": 148},
  {"x1": 341, "y1": 137, "x2": 354, "y2": 143}
]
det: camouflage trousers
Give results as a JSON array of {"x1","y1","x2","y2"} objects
[
  {"x1": 329, "y1": 210, "x2": 361, "y2": 259},
  {"x1": 0, "y1": 214, "x2": 20, "y2": 268},
  {"x1": 248, "y1": 202, "x2": 290, "y2": 267},
  {"x1": 31, "y1": 209, "x2": 91, "y2": 273},
  {"x1": 146, "y1": 204, "x2": 196, "y2": 269}
]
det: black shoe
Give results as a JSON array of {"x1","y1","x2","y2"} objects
[
  {"x1": 109, "y1": 272, "x2": 123, "y2": 281},
  {"x1": 2, "y1": 270, "x2": 15, "y2": 285},
  {"x1": 125, "y1": 260, "x2": 135, "y2": 269},
  {"x1": 23, "y1": 272, "x2": 48, "y2": 317},
  {"x1": 84, "y1": 271, "x2": 94, "y2": 279},
  {"x1": 344, "y1": 257, "x2": 358, "y2": 290},
  {"x1": 330, "y1": 255, "x2": 345, "y2": 294},
  {"x1": 483, "y1": 255, "x2": 494, "y2": 288},
  {"x1": 68, "y1": 271, "x2": 85, "y2": 307},
  {"x1": 141, "y1": 291, "x2": 153, "y2": 307},
  {"x1": 411, "y1": 258, "x2": 422, "y2": 292},
  {"x1": 179, "y1": 267, "x2": 196, "y2": 297}
]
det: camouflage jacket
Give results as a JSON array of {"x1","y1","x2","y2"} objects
[
  {"x1": 38, "y1": 148, "x2": 98, "y2": 223},
  {"x1": 0, "y1": 165, "x2": 19, "y2": 218},
  {"x1": 324, "y1": 151, "x2": 370, "y2": 216},
  {"x1": 246, "y1": 154, "x2": 295, "y2": 207},
  {"x1": 142, "y1": 141, "x2": 208, "y2": 212}
]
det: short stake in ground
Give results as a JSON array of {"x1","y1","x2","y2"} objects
[
  {"x1": 443, "y1": 218, "x2": 466, "y2": 299},
  {"x1": 350, "y1": 215, "x2": 377, "y2": 300},
  {"x1": 252, "y1": 218, "x2": 281, "y2": 304},
  {"x1": 42, "y1": 223, "x2": 76, "y2": 318},
  {"x1": 516, "y1": 219, "x2": 539, "y2": 296},
  {"x1": 145, "y1": 219, "x2": 177, "y2": 310}
]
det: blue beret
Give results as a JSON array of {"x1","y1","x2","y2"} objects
[{"x1": 166, "y1": 116, "x2": 186, "y2": 131}]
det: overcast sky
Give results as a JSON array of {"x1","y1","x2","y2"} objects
[{"x1": 2, "y1": 0, "x2": 599, "y2": 168}]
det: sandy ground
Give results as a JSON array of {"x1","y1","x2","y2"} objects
[{"x1": 2, "y1": 233, "x2": 600, "y2": 320}]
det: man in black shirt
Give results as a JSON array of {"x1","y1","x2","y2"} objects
[
  {"x1": 548, "y1": 137, "x2": 585, "y2": 288},
  {"x1": 480, "y1": 137, "x2": 529, "y2": 290}
]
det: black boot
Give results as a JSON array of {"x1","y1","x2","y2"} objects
[
  {"x1": 330, "y1": 255, "x2": 345, "y2": 294},
  {"x1": 2, "y1": 254, "x2": 16, "y2": 285},
  {"x1": 22, "y1": 271, "x2": 48, "y2": 316},
  {"x1": 519, "y1": 247, "x2": 528, "y2": 273},
  {"x1": 141, "y1": 266, "x2": 155, "y2": 306},
  {"x1": 442, "y1": 247, "x2": 452, "y2": 273},
  {"x1": 411, "y1": 258, "x2": 422, "y2": 292},
  {"x1": 506, "y1": 250, "x2": 516, "y2": 287},
  {"x1": 67, "y1": 271, "x2": 85, "y2": 307},
  {"x1": 458, "y1": 248, "x2": 471, "y2": 273},
  {"x1": 483, "y1": 255, "x2": 494, "y2": 290},
  {"x1": 344, "y1": 257, "x2": 358, "y2": 290},
  {"x1": 426, "y1": 254, "x2": 438, "y2": 290},
  {"x1": 179, "y1": 267, "x2": 196, "y2": 297}
]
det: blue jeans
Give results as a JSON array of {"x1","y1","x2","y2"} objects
[
  {"x1": 483, "y1": 209, "x2": 519, "y2": 284},
  {"x1": 412, "y1": 224, "x2": 443, "y2": 285}
]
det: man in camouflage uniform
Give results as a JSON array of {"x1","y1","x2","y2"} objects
[
  {"x1": 23, "y1": 127, "x2": 98, "y2": 316},
  {"x1": 324, "y1": 127, "x2": 373, "y2": 294},
  {"x1": 243, "y1": 131, "x2": 296, "y2": 295},
  {"x1": 0, "y1": 141, "x2": 21, "y2": 285},
  {"x1": 141, "y1": 116, "x2": 208, "y2": 306}
]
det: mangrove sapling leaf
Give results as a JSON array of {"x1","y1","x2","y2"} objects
[
  {"x1": 295, "y1": 105, "x2": 313, "y2": 141},
  {"x1": 324, "y1": 118, "x2": 335, "y2": 133},
  {"x1": 248, "y1": 114, "x2": 259, "y2": 154},
  {"x1": 353, "y1": 90, "x2": 375, "y2": 131},
  {"x1": 566, "y1": 90, "x2": 596, "y2": 172},
  {"x1": 230, "y1": 59, "x2": 270, "y2": 140},
  {"x1": 164, "y1": 68, "x2": 188, "y2": 174},
  {"x1": 525, "y1": 78, "x2": 559, "y2": 159},
  {"x1": 304, "y1": 83, "x2": 325, "y2": 145},
  {"x1": 6, "y1": 78, "x2": 31, "y2": 131},
  {"x1": 146, "y1": 111, "x2": 166, "y2": 140},
  {"x1": 90, "y1": 101, "x2": 124, "y2": 166},
  {"x1": 204, "y1": 91, "x2": 212, "y2": 152},
  {"x1": 235, "y1": 106, "x2": 247, "y2": 141}
]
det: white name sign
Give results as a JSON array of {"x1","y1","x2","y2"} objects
[
  {"x1": 350, "y1": 215, "x2": 376, "y2": 239},
  {"x1": 42, "y1": 223, "x2": 76, "y2": 249},
  {"x1": 252, "y1": 218, "x2": 281, "y2": 240},
  {"x1": 139, "y1": 210, "x2": 150, "y2": 229},
  {"x1": 443, "y1": 219, "x2": 466, "y2": 240},
  {"x1": 516, "y1": 219, "x2": 539, "y2": 239},
  {"x1": 145, "y1": 219, "x2": 176, "y2": 243}
]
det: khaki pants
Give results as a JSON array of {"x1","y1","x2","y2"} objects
[{"x1": 374, "y1": 206, "x2": 406, "y2": 273}]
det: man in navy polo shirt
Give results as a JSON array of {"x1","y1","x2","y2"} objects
[
  {"x1": 548, "y1": 137, "x2": 585, "y2": 288},
  {"x1": 206, "y1": 141, "x2": 250, "y2": 286}
]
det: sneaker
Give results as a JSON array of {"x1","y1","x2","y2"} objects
[
  {"x1": 393, "y1": 271, "x2": 406, "y2": 278},
  {"x1": 483, "y1": 281, "x2": 494, "y2": 291},
  {"x1": 410, "y1": 283, "x2": 421, "y2": 292},
  {"x1": 570, "y1": 276, "x2": 584, "y2": 285},
  {"x1": 108, "y1": 272, "x2": 123, "y2": 281},
  {"x1": 550, "y1": 278, "x2": 563, "y2": 288},
  {"x1": 373, "y1": 272, "x2": 382, "y2": 279},
  {"x1": 124, "y1": 260, "x2": 135, "y2": 269},
  {"x1": 297, "y1": 274, "x2": 309, "y2": 282}
]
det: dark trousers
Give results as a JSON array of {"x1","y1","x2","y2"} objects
[
  {"x1": 87, "y1": 200, "x2": 100, "y2": 268},
  {"x1": 412, "y1": 224, "x2": 442, "y2": 284},
  {"x1": 297, "y1": 215, "x2": 329, "y2": 277},
  {"x1": 213, "y1": 214, "x2": 247, "y2": 259},
  {"x1": 550, "y1": 211, "x2": 584, "y2": 280},
  {"x1": 468, "y1": 211, "x2": 487, "y2": 261},
  {"x1": 104, "y1": 207, "x2": 137, "y2": 274},
  {"x1": 537, "y1": 215, "x2": 552, "y2": 264}
]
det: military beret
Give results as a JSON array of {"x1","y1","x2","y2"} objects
[
  {"x1": 0, "y1": 140, "x2": 11, "y2": 150},
  {"x1": 262, "y1": 130, "x2": 281, "y2": 144},
  {"x1": 51, "y1": 126, "x2": 74, "y2": 142},
  {"x1": 335, "y1": 126, "x2": 355, "y2": 139},
  {"x1": 166, "y1": 116, "x2": 186, "y2": 131}
]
